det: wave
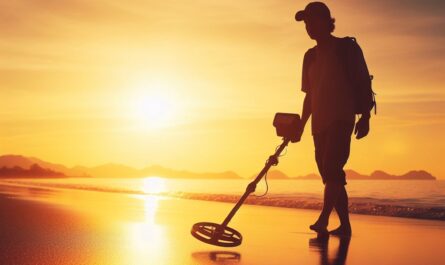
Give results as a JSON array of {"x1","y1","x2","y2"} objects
[
  {"x1": 2, "y1": 180, "x2": 445, "y2": 221},
  {"x1": 178, "y1": 193, "x2": 445, "y2": 221}
]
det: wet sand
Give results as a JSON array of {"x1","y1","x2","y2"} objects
[{"x1": 1, "y1": 183, "x2": 444, "y2": 265}]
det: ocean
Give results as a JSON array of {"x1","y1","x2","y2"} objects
[{"x1": 1, "y1": 178, "x2": 444, "y2": 220}]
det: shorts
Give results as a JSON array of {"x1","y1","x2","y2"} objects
[{"x1": 313, "y1": 120, "x2": 354, "y2": 185}]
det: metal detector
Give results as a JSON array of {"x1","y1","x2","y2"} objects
[{"x1": 191, "y1": 113, "x2": 302, "y2": 247}]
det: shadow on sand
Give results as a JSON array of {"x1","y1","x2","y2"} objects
[
  {"x1": 309, "y1": 235, "x2": 350, "y2": 265},
  {"x1": 192, "y1": 251, "x2": 241, "y2": 264}
]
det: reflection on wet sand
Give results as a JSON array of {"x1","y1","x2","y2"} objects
[
  {"x1": 0, "y1": 184, "x2": 56, "y2": 199},
  {"x1": 125, "y1": 195, "x2": 168, "y2": 263},
  {"x1": 309, "y1": 235, "x2": 350, "y2": 265},
  {"x1": 192, "y1": 251, "x2": 241, "y2": 264}
]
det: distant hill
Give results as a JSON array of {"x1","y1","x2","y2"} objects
[
  {"x1": 245, "y1": 168, "x2": 435, "y2": 181},
  {"x1": 0, "y1": 163, "x2": 65, "y2": 178},
  {"x1": 0, "y1": 154, "x2": 436, "y2": 180},
  {"x1": 257, "y1": 170, "x2": 289, "y2": 179},
  {"x1": 0, "y1": 154, "x2": 241, "y2": 179},
  {"x1": 0, "y1": 155, "x2": 89, "y2": 177},
  {"x1": 293, "y1": 169, "x2": 436, "y2": 180},
  {"x1": 75, "y1": 163, "x2": 241, "y2": 179},
  {"x1": 369, "y1": 170, "x2": 436, "y2": 180}
]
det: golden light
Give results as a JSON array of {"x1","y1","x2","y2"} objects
[
  {"x1": 142, "y1": 177, "x2": 167, "y2": 194},
  {"x1": 126, "y1": 196, "x2": 168, "y2": 262},
  {"x1": 126, "y1": 77, "x2": 181, "y2": 129},
  {"x1": 132, "y1": 93, "x2": 176, "y2": 129}
]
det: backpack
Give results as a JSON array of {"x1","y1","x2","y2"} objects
[{"x1": 337, "y1": 37, "x2": 377, "y2": 115}]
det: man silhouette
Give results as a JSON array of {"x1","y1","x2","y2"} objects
[{"x1": 295, "y1": 2, "x2": 373, "y2": 236}]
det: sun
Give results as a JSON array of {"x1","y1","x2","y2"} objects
[
  {"x1": 127, "y1": 78, "x2": 179, "y2": 129},
  {"x1": 134, "y1": 93, "x2": 175, "y2": 128}
]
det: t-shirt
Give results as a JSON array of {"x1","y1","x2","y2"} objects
[{"x1": 301, "y1": 37, "x2": 356, "y2": 135}]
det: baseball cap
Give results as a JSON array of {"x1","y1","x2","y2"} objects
[{"x1": 295, "y1": 2, "x2": 332, "y2": 22}]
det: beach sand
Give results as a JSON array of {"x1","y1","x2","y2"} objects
[{"x1": 0, "y1": 183, "x2": 444, "y2": 265}]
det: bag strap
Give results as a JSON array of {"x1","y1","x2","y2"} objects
[{"x1": 370, "y1": 75, "x2": 377, "y2": 114}]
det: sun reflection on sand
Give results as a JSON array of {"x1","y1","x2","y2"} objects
[{"x1": 126, "y1": 195, "x2": 168, "y2": 262}]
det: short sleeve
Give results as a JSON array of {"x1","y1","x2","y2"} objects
[{"x1": 301, "y1": 49, "x2": 313, "y2": 93}]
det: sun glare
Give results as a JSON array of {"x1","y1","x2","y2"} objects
[
  {"x1": 127, "y1": 78, "x2": 180, "y2": 129},
  {"x1": 142, "y1": 177, "x2": 167, "y2": 194},
  {"x1": 133, "y1": 93, "x2": 175, "y2": 129}
]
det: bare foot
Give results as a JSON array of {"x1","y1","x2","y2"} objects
[
  {"x1": 309, "y1": 222, "x2": 328, "y2": 235},
  {"x1": 329, "y1": 225, "x2": 351, "y2": 237}
]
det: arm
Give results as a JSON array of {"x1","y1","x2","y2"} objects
[
  {"x1": 354, "y1": 111, "x2": 370, "y2": 139},
  {"x1": 350, "y1": 41, "x2": 371, "y2": 139},
  {"x1": 293, "y1": 92, "x2": 311, "y2": 142},
  {"x1": 301, "y1": 92, "x2": 312, "y2": 131},
  {"x1": 297, "y1": 49, "x2": 313, "y2": 141}
]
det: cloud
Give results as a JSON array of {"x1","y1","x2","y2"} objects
[{"x1": 366, "y1": 0, "x2": 445, "y2": 16}]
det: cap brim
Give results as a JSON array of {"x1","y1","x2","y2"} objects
[{"x1": 295, "y1": 10, "x2": 305, "y2": 21}]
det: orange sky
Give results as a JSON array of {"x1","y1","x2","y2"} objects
[{"x1": 0, "y1": 0, "x2": 444, "y2": 178}]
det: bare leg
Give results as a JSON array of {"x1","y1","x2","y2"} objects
[
  {"x1": 311, "y1": 121, "x2": 354, "y2": 235},
  {"x1": 310, "y1": 182, "x2": 343, "y2": 234},
  {"x1": 331, "y1": 186, "x2": 352, "y2": 236}
]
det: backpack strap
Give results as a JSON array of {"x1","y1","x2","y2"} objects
[{"x1": 370, "y1": 75, "x2": 377, "y2": 114}]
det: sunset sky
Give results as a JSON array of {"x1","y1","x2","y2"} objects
[{"x1": 1, "y1": 0, "x2": 444, "y2": 179}]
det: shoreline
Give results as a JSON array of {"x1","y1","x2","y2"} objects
[{"x1": 1, "y1": 180, "x2": 444, "y2": 221}]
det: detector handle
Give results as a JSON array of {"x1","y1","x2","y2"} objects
[{"x1": 220, "y1": 138, "x2": 290, "y2": 228}]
